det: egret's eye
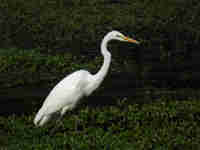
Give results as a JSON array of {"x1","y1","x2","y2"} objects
[{"x1": 116, "y1": 34, "x2": 123, "y2": 39}]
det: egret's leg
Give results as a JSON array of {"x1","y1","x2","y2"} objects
[
  {"x1": 49, "y1": 105, "x2": 77, "y2": 135},
  {"x1": 49, "y1": 106, "x2": 70, "y2": 135},
  {"x1": 49, "y1": 113, "x2": 62, "y2": 135},
  {"x1": 61, "y1": 104, "x2": 78, "y2": 130}
]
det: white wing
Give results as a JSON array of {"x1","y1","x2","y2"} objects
[
  {"x1": 41, "y1": 70, "x2": 92, "y2": 115},
  {"x1": 34, "y1": 70, "x2": 95, "y2": 127}
]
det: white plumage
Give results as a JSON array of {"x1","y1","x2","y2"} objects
[{"x1": 34, "y1": 31, "x2": 139, "y2": 127}]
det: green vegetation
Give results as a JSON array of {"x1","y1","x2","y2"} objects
[
  {"x1": 0, "y1": 48, "x2": 124, "y2": 88},
  {"x1": 0, "y1": 0, "x2": 200, "y2": 88},
  {"x1": 0, "y1": 1, "x2": 199, "y2": 149},
  {"x1": 0, "y1": 0, "x2": 199, "y2": 52},
  {"x1": 0, "y1": 98, "x2": 200, "y2": 149}
]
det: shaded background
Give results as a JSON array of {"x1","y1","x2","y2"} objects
[{"x1": 0, "y1": 0, "x2": 200, "y2": 114}]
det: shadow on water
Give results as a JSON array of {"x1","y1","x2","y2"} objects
[{"x1": 1, "y1": 86, "x2": 200, "y2": 115}]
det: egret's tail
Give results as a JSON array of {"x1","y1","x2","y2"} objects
[{"x1": 34, "y1": 108, "x2": 51, "y2": 127}]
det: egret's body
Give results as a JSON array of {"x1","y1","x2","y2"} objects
[{"x1": 34, "y1": 30, "x2": 139, "y2": 127}]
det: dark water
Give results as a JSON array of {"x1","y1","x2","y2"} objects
[
  {"x1": 0, "y1": 86, "x2": 135, "y2": 115},
  {"x1": 2, "y1": 70, "x2": 200, "y2": 115},
  {"x1": 0, "y1": 74, "x2": 138, "y2": 115},
  {"x1": 0, "y1": 86, "x2": 200, "y2": 115}
]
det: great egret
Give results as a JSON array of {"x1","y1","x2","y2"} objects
[{"x1": 34, "y1": 30, "x2": 139, "y2": 127}]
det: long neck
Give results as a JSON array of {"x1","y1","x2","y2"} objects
[{"x1": 94, "y1": 37, "x2": 111, "y2": 83}]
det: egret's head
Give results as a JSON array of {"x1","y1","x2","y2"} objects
[{"x1": 107, "y1": 30, "x2": 140, "y2": 44}]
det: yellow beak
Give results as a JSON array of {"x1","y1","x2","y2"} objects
[{"x1": 123, "y1": 36, "x2": 140, "y2": 44}]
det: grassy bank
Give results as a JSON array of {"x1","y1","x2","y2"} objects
[{"x1": 0, "y1": 98, "x2": 200, "y2": 149}]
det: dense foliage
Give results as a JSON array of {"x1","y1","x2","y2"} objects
[
  {"x1": 0, "y1": 0, "x2": 200, "y2": 88},
  {"x1": 0, "y1": 1, "x2": 200, "y2": 149},
  {"x1": 0, "y1": 98, "x2": 200, "y2": 149},
  {"x1": 0, "y1": 48, "x2": 125, "y2": 88},
  {"x1": 0, "y1": 0, "x2": 199, "y2": 52}
]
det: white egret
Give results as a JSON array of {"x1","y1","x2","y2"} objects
[{"x1": 34, "y1": 30, "x2": 139, "y2": 127}]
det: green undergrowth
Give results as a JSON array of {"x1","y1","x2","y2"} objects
[
  {"x1": 0, "y1": 0, "x2": 199, "y2": 52},
  {"x1": 0, "y1": 98, "x2": 200, "y2": 149},
  {"x1": 0, "y1": 48, "x2": 125, "y2": 88}
]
